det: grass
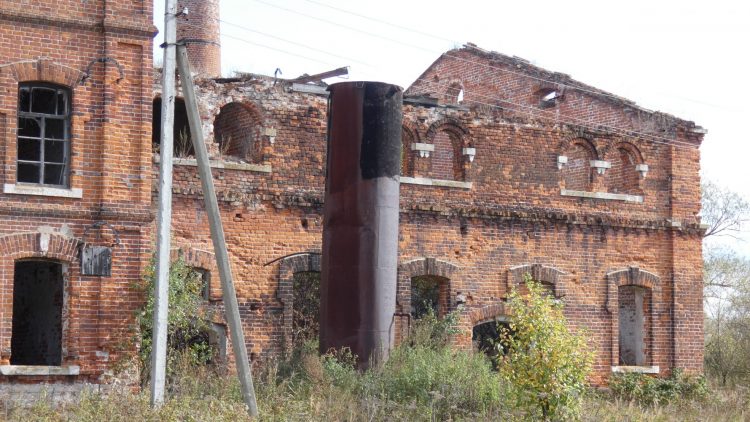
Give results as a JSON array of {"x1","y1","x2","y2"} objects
[{"x1": 1, "y1": 357, "x2": 747, "y2": 421}]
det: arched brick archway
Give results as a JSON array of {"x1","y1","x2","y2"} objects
[
  {"x1": 0, "y1": 231, "x2": 80, "y2": 365},
  {"x1": 171, "y1": 245, "x2": 219, "y2": 302},
  {"x1": 606, "y1": 266, "x2": 660, "y2": 369},
  {"x1": 425, "y1": 119, "x2": 470, "y2": 181},
  {"x1": 507, "y1": 263, "x2": 567, "y2": 298},
  {"x1": 277, "y1": 252, "x2": 321, "y2": 352},
  {"x1": 396, "y1": 257, "x2": 460, "y2": 342},
  {"x1": 469, "y1": 303, "x2": 508, "y2": 327}
]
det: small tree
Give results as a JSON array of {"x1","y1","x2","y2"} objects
[
  {"x1": 498, "y1": 275, "x2": 594, "y2": 421},
  {"x1": 133, "y1": 257, "x2": 215, "y2": 386}
]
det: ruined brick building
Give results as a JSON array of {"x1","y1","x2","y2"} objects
[{"x1": 1, "y1": 0, "x2": 705, "y2": 395}]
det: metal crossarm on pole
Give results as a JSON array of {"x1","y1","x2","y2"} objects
[{"x1": 175, "y1": 43, "x2": 259, "y2": 418}]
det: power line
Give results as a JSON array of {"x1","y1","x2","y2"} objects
[
  {"x1": 248, "y1": 0, "x2": 437, "y2": 55},
  {"x1": 300, "y1": 0, "x2": 457, "y2": 45},
  {"x1": 220, "y1": 19, "x2": 375, "y2": 68},
  {"x1": 252, "y1": 0, "x2": 726, "y2": 114},
  {"x1": 412, "y1": 77, "x2": 699, "y2": 149},
  {"x1": 177, "y1": 16, "x2": 700, "y2": 149}
]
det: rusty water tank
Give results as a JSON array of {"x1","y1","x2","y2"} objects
[{"x1": 320, "y1": 81, "x2": 402, "y2": 368}]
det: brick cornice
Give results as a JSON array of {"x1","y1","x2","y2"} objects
[
  {"x1": 0, "y1": 10, "x2": 156, "y2": 38},
  {"x1": 0, "y1": 203, "x2": 153, "y2": 223}
]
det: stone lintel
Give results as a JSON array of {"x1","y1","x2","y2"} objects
[{"x1": 561, "y1": 189, "x2": 643, "y2": 203}]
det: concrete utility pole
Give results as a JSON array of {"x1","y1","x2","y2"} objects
[
  {"x1": 150, "y1": 0, "x2": 177, "y2": 407},
  {"x1": 175, "y1": 44, "x2": 259, "y2": 418}
]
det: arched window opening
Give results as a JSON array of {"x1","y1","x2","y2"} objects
[
  {"x1": 472, "y1": 319, "x2": 512, "y2": 368},
  {"x1": 11, "y1": 260, "x2": 65, "y2": 365},
  {"x1": 292, "y1": 271, "x2": 320, "y2": 346},
  {"x1": 618, "y1": 285, "x2": 651, "y2": 366},
  {"x1": 401, "y1": 127, "x2": 414, "y2": 177},
  {"x1": 152, "y1": 97, "x2": 193, "y2": 157},
  {"x1": 411, "y1": 275, "x2": 449, "y2": 319},
  {"x1": 17, "y1": 83, "x2": 71, "y2": 186},
  {"x1": 608, "y1": 147, "x2": 640, "y2": 195},
  {"x1": 431, "y1": 129, "x2": 463, "y2": 181},
  {"x1": 213, "y1": 102, "x2": 262, "y2": 162},
  {"x1": 561, "y1": 143, "x2": 594, "y2": 191}
]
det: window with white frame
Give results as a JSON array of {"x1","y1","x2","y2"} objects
[{"x1": 17, "y1": 83, "x2": 71, "y2": 186}]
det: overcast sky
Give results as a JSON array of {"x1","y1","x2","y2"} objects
[{"x1": 154, "y1": 0, "x2": 749, "y2": 252}]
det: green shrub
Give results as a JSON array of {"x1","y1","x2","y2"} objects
[
  {"x1": 610, "y1": 369, "x2": 709, "y2": 406},
  {"x1": 499, "y1": 275, "x2": 595, "y2": 420},
  {"x1": 131, "y1": 257, "x2": 215, "y2": 386}
]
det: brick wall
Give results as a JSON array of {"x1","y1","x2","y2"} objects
[
  {"x1": 156, "y1": 60, "x2": 705, "y2": 383},
  {"x1": 0, "y1": 0, "x2": 155, "y2": 385},
  {"x1": 0, "y1": 0, "x2": 705, "y2": 390}
]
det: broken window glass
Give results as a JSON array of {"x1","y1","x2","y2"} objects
[{"x1": 17, "y1": 83, "x2": 71, "y2": 186}]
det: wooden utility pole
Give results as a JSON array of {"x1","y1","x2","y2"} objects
[
  {"x1": 150, "y1": 0, "x2": 177, "y2": 407},
  {"x1": 175, "y1": 44, "x2": 259, "y2": 418}
]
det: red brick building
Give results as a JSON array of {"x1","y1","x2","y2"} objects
[
  {"x1": 0, "y1": 0, "x2": 155, "y2": 398},
  {"x1": 0, "y1": 0, "x2": 705, "y2": 396}
]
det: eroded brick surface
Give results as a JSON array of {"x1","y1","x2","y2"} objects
[{"x1": 1, "y1": 3, "x2": 705, "y2": 392}]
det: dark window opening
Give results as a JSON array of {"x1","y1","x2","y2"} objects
[
  {"x1": 292, "y1": 271, "x2": 320, "y2": 346},
  {"x1": 193, "y1": 268, "x2": 211, "y2": 301},
  {"x1": 472, "y1": 319, "x2": 511, "y2": 368},
  {"x1": 152, "y1": 97, "x2": 193, "y2": 157},
  {"x1": 411, "y1": 275, "x2": 449, "y2": 319},
  {"x1": 17, "y1": 83, "x2": 71, "y2": 186},
  {"x1": 618, "y1": 285, "x2": 651, "y2": 366},
  {"x1": 11, "y1": 260, "x2": 64, "y2": 366}
]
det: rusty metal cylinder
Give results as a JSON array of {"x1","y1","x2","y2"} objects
[{"x1": 320, "y1": 81, "x2": 402, "y2": 367}]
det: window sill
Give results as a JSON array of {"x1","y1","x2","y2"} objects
[
  {"x1": 4, "y1": 184, "x2": 83, "y2": 199},
  {"x1": 561, "y1": 189, "x2": 643, "y2": 203},
  {"x1": 0, "y1": 365, "x2": 80, "y2": 376},
  {"x1": 400, "y1": 176, "x2": 472, "y2": 190},
  {"x1": 154, "y1": 156, "x2": 272, "y2": 173},
  {"x1": 611, "y1": 365, "x2": 659, "y2": 374}
]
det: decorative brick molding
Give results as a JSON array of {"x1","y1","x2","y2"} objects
[
  {"x1": 605, "y1": 266, "x2": 659, "y2": 312},
  {"x1": 398, "y1": 257, "x2": 459, "y2": 283},
  {"x1": 507, "y1": 263, "x2": 567, "y2": 298},
  {"x1": 276, "y1": 252, "x2": 321, "y2": 353},
  {"x1": 469, "y1": 303, "x2": 508, "y2": 326},
  {"x1": 4, "y1": 57, "x2": 85, "y2": 87},
  {"x1": 171, "y1": 245, "x2": 216, "y2": 271},
  {"x1": 606, "y1": 266, "x2": 660, "y2": 368},
  {"x1": 0, "y1": 231, "x2": 80, "y2": 262}
]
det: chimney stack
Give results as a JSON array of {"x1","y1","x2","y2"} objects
[{"x1": 176, "y1": 0, "x2": 221, "y2": 77}]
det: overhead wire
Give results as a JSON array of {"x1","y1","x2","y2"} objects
[
  {"x1": 253, "y1": 0, "x2": 720, "y2": 110},
  {"x1": 178, "y1": 19, "x2": 360, "y2": 73},
  {"x1": 219, "y1": 19, "x2": 374, "y2": 68},
  {"x1": 177, "y1": 12, "x2": 702, "y2": 149},
  {"x1": 411, "y1": 77, "x2": 700, "y2": 149}
]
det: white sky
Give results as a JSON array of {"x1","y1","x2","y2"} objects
[{"x1": 154, "y1": 0, "x2": 750, "y2": 253}]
